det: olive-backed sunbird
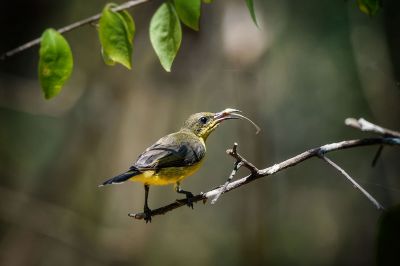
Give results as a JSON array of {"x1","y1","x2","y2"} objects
[{"x1": 100, "y1": 108, "x2": 260, "y2": 222}]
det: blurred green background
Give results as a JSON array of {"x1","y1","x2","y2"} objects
[{"x1": 1, "y1": 0, "x2": 399, "y2": 265}]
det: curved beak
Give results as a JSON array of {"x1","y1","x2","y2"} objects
[
  {"x1": 214, "y1": 108, "x2": 261, "y2": 134},
  {"x1": 214, "y1": 108, "x2": 242, "y2": 123}
]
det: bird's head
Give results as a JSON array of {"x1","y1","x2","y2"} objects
[{"x1": 182, "y1": 108, "x2": 260, "y2": 140}]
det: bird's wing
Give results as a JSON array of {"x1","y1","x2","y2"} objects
[{"x1": 132, "y1": 132, "x2": 205, "y2": 170}]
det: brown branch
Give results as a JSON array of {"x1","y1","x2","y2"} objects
[
  {"x1": 0, "y1": 0, "x2": 149, "y2": 60},
  {"x1": 129, "y1": 122, "x2": 400, "y2": 220}
]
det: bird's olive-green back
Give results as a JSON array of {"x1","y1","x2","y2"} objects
[
  {"x1": 133, "y1": 131, "x2": 206, "y2": 170},
  {"x1": 131, "y1": 112, "x2": 222, "y2": 171}
]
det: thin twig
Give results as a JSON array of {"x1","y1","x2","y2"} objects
[
  {"x1": 0, "y1": 0, "x2": 149, "y2": 60},
  {"x1": 211, "y1": 159, "x2": 243, "y2": 204},
  {"x1": 226, "y1": 143, "x2": 258, "y2": 174},
  {"x1": 211, "y1": 143, "x2": 257, "y2": 204},
  {"x1": 371, "y1": 145, "x2": 384, "y2": 167},
  {"x1": 319, "y1": 154, "x2": 384, "y2": 210},
  {"x1": 128, "y1": 136, "x2": 399, "y2": 220},
  {"x1": 345, "y1": 118, "x2": 400, "y2": 138}
]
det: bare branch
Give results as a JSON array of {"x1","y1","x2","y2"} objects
[
  {"x1": 319, "y1": 154, "x2": 384, "y2": 210},
  {"x1": 0, "y1": 0, "x2": 149, "y2": 60},
  {"x1": 226, "y1": 142, "x2": 258, "y2": 174},
  {"x1": 211, "y1": 145, "x2": 244, "y2": 204},
  {"x1": 346, "y1": 118, "x2": 400, "y2": 166},
  {"x1": 128, "y1": 136, "x2": 399, "y2": 220},
  {"x1": 127, "y1": 118, "x2": 399, "y2": 221},
  {"x1": 371, "y1": 145, "x2": 384, "y2": 167},
  {"x1": 129, "y1": 195, "x2": 206, "y2": 220},
  {"x1": 345, "y1": 118, "x2": 400, "y2": 138}
]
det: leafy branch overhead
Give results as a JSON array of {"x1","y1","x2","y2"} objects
[
  {"x1": 35, "y1": 0, "x2": 258, "y2": 99},
  {"x1": 1, "y1": 0, "x2": 381, "y2": 99}
]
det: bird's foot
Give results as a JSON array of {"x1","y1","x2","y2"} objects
[
  {"x1": 185, "y1": 192, "x2": 194, "y2": 209},
  {"x1": 175, "y1": 192, "x2": 194, "y2": 209},
  {"x1": 144, "y1": 206, "x2": 152, "y2": 223}
]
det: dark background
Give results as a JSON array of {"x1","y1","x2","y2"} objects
[{"x1": 0, "y1": 0, "x2": 399, "y2": 265}]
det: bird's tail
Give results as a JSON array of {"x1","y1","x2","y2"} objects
[{"x1": 99, "y1": 167, "x2": 141, "y2": 187}]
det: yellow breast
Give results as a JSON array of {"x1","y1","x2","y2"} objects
[{"x1": 130, "y1": 161, "x2": 204, "y2": 186}]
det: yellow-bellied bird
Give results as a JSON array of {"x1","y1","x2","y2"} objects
[{"x1": 100, "y1": 108, "x2": 260, "y2": 222}]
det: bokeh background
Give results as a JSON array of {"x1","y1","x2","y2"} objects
[{"x1": 1, "y1": 0, "x2": 399, "y2": 265}]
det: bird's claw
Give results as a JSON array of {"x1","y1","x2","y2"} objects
[
  {"x1": 187, "y1": 198, "x2": 194, "y2": 209},
  {"x1": 186, "y1": 192, "x2": 194, "y2": 209},
  {"x1": 144, "y1": 206, "x2": 152, "y2": 223},
  {"x1": 176, "y1": 192, "x2": 194, "y2": 209}
]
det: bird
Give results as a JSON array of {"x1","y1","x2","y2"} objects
[{"x1": 99, "y1": 108, "x2": 260, "y2": 223}]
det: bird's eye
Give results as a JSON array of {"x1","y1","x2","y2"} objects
[{"x1": 199, "y1": 116, "x2": 208, "y2": 124}]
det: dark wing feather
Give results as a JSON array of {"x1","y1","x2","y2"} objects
[{"x1": 132, "y1": 132, "x2": 205, "y2": 170}]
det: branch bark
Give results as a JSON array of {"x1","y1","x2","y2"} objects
[
  {"x1": 129, "y1": 118, "x2": 400, "y2": 221},
  {"x1": 345, "y1": 117, "x2": 400, "y2": 137},
  {"x1": 0, "y1": 0, "x2": 149, "y2": 60}
]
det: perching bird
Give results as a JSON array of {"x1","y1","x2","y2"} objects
[{"x1": 100, "y1": 108, "x2": 260, "y2": 223}]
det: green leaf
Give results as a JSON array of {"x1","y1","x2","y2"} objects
[
  {"x1": 174, "y1": 0, "x2": 201, "y2": 31},
  {"x1": 101, "y1": 47, "x2": 115, "y2": 66},
  {"x1": 245, "y1": 0, "x2": 259, "y2": 27},
  {"x1": 202, "y1": 0, "x2": 213, "y2": 3},
  {"x1": 98, "y1": 3, "x2": 135, "y2": 69},
  {"x1": 119, "y1": 8, "x2": 136, "y2": 42},
  {"x1": 38, "y1": 28, "x2": 73, "y2": 100},
  {"x1": 357, "y1": 0, "x2": 381, "y2": 16},
  {"x1": 150, "y1": 2, "x2": 182, "y2": 72}
]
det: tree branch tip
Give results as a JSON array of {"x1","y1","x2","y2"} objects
[
  {"x1": 128, "y1": 212, "x2": 144, "y2": 220},
  {"x1": 345, "y1": 117, "x2": 400, "y2": 138},
  {"x1": 226, "y1": 142, "x2": 239, "y2": 155},
  {"x1": 233, "y1": 142, "x2": 238, "y2": 153},
  {"x1": 345, "y1": 117, "x2": 375, "y2": 131},
  {"x1": 345, "y1": 117, "x2": 358, "y2": 126},
  {"x1": 345, "y1": 117, "x2": 371, "y2": 130}
]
